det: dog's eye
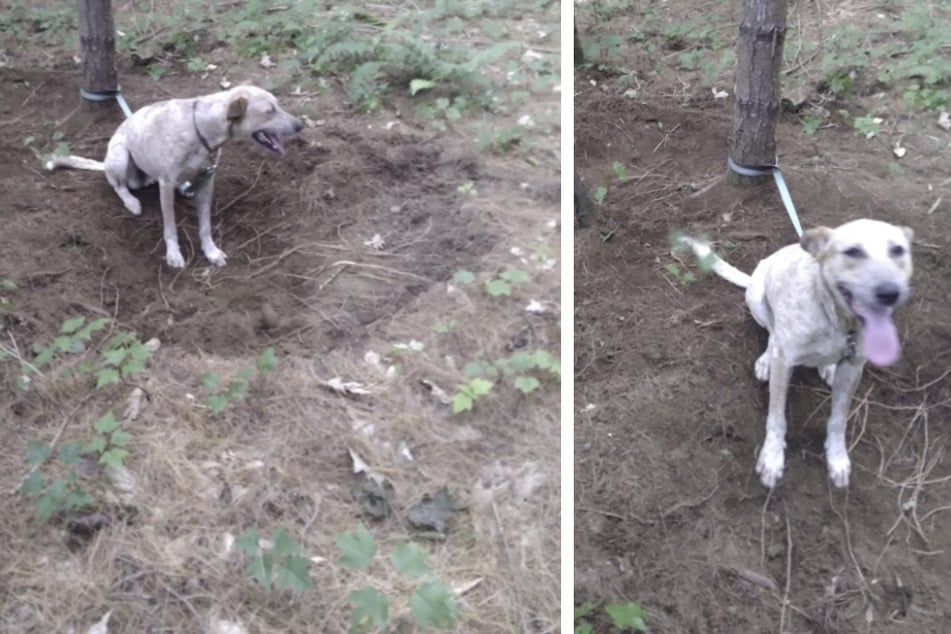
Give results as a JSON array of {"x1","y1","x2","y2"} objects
[
  {"x1": 889, "y1": 244, "x2": 905, "y2": 257},
  {"x1": 843, "y1": 246, "x2": 866, "y2": 258}
]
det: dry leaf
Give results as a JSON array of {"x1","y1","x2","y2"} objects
[
  {"x1": 322, "y1": 377, "x2": 372, "y2": 396},
  {"x1": 86, "y1": 611, "x2": 111, "y2": 634}
]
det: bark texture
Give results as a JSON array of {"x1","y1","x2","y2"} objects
[
  {"x1": 730, "y1": 0, "x2": 786, "y2": 184},
  {"x1": 76, "y1": 0, "x2": 118, "y2": 110}
]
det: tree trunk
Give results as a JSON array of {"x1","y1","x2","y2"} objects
[
  {"x1": 730, "y1": 0, "x2": 786, "y2": 185},
  {"x1": 76, "y1": 0, "x2": 118, "y2": 111}
]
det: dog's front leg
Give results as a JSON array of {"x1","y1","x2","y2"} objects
[
  {"x1": 756, "y1": 349, "x2": 793, "y2": 489},
  {"x1": 194, "y1": 177, "x2": 227, "y2": 267},
  {"x1": 825, "y1": 359, "x2": 863, "y2": 488},
  {"x1": 159, "y1": 181, "x2": 185, "y2": 268}
]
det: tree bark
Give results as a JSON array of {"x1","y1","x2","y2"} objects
[
  {"x1": 730, "y1": 0, "x2": 786, "y2": 185},
  {"x1": 76, "y1": 0, "x2": 118, "y2": 111}
]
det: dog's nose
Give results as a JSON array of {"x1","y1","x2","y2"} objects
[
  {"x1": 293, "y1": 118, "x2": 304, "y2": 133},
  {"x1": 875, "y1": 282, "x2": 901, "y2": 306}
]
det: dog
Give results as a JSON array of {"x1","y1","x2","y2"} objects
[
  {"x1": 681, "y1": 219, "x2": 914, "y2": 489},
  {"x1": 47, "y1": 85, "x2": 303, "y2": 268}
]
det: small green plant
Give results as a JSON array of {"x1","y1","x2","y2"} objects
[
  {"x1": 148, "y1": 65, "x2": 167, "y2": 82},
  {"x1": 800, "y1": 112, "x2": 823, "y2": 135},
  {"x1": 201, "y1": 347, "x2": 277, "y2": 416},
  {"x1": 337, "y1": 524, "x2": 459, "y2": 632},
  {"x1": 853, "y1": 114, "x2": 882, "y2": 138},
  {"x1": 457, "y1": 181, "x2": 478, "y2": 196},
  {"x1": 19, "y1": 410, "x2": 131, "y2": 523},
  {"x1": 485, "y1": 267, "x2": 529, "y2": 297},
  {"x1": 238, "y1": 526, "x2": 314, "y2": 592},
  {"x1": 451, "y1": 377, "x2": 493, "y2": 413},
  {"x1": 433, "y1": 319, "x2": 458, "y2": 334},
  {"x1": 612, "y1": 161, "x2": 627, "y2": 179},
  {"x1": 452, "y1": 270, "x2": 476, "y2": 285},
  {"x1": 463, "y1": 349, "x2": 561, "y2": 400},
  {"x1": 575, "y1": 600, "x2": 649, "y2": 633},
  {"x1": 593, "y1": 186, "x2": 607, "y2": 204}
]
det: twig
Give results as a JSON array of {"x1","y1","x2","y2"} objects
[
  {"x1": 779, "y1": 500, "x2": 793, "y2": 633},
  {"x1": 660, "y1": 483, "x2": 718, "y2": 519}
]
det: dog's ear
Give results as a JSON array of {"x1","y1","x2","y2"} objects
[
  {"x1": 900, "y1": 225, "x2": 914, "y2": 242},
  {"x1": 800, "y1": 226, "x2": 831, "y2": 256},
  {"x1": 227, "y1": 97, "x2": 248, "y2": 122}
]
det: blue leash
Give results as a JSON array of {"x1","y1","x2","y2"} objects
[
  {"x1": 80, "y1": 86, "x2": 195, "y2": 197},
  {"x1": 727, "y1": 157, "x2": 803, "y2": 238}
]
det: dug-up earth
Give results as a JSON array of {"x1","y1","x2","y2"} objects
[
  {"x1": 575, "y1": 3, "x2": 951, "y2": 634},
  {"x1": 0, "y1": 15, "x2": 561, "y2": 634}
]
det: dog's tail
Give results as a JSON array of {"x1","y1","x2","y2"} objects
[
  {"x1": 45, "y1": 156, "x2": 105, "y2": 172},
  {"x1": 678, "y1": 235, "x2": 751, "y2": 288}
]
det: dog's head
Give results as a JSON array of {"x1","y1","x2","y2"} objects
[
  {"x1": 801, "y1": 218, "x2": 913, "y2": 366},
  {"x1": 224, "y1": 85, "x2": 303, "y2": 156}
]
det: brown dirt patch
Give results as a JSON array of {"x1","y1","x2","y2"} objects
[{"x1": 574, "y1": 39, "x2": 951, "y2": 634}]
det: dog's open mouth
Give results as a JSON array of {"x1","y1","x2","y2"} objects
[
  {"x1": 836, "y1": 283, "x2": 901, "y2": 367},
  {"x1": 252, "y1": 130, "x2": 286, "y2": 156}
]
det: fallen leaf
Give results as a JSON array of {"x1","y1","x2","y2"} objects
[
  {"x1": 322, "y1": 377, "x2": 372, "y2": 396},
  {"x1": 938, "y1": 111, "x2": 951, "y2": 131},
  {"x1": 349, "y1": 447, "x2": 370, "y2": 474},
  {"x1": 259, "y1": 53, "x2": 275, "y2": 68},
  {"x1": 123, "y1": 387, "x2": 144, "y2": 421},
  {"x1": 407, "y1": 487, "x2": 462, "y2": 534},
  {"x1": 420, "y1": 379, "x2": 452, "y2": 405},
  {"x1": 712, "y1": 87, "x2": 729, "y2": 99},
  {"x1": 86, "y1": 611, "x2": 111, "y2": 634},
  {"x1": 209, "y1": 619, "x2": 248, "y2": 634},
  {"x1": 363, "y1": 234, "x2": 385, "y2": 250},
  {"x1": 219, "y1": 78, "x2": 232, "y2": 89},
  {"x1": 398, "y1": 441, "x2": 414, "y2": 463}
]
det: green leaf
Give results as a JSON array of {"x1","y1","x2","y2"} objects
[
  {"x1": 201, "y1": 372, "x2": 221, "y2": 390},
  {"x1": 245, "y1": 553, "x2": 273, "y2": 591},
  {"x1": 84, "y1": 436, "x2": 108, "y2": 455},
  {"x1": 236, "y1": 528, "x2": 261, "y2": 557},
  {"x1": 102, "y1": 348, "x2": 128, "y2": 367},
  {"x1": 605, "y1": 602, "x2": 649, "y2": 631},
  {"x1": 463, "y1": 361, "x2": 483, "y2": 378},
  {"x1": 26, "y1": 439, "x2": 52, "y2": 466},
  {"x1": 36, "y1": 488, "x2": 64, "y2": 522},
  {"x1": 96, "y1": 367, "x2": 121, "y2": 388},
  {"x1": 336, "y1": 525, "x2": 377, "y2": 570},
  {"x1": 485, "y1": 279, "x2": 511, "y2": 296},
  {"x1": 33, "y1": 345, "x2": 54, "y2": 368},
  {"x1": 76, "y1": 317, "x2": 109, "y2": 340},
  {"x1": 410, "y1": 78, "x2": 437, "y2": 95},
  {"x1": 275, "y1": 554, "x2": 313, "y2": 592},
  {"x1": 236, "y1": 368, "x2": 254, "y2": 381},
  {"x1": 500, "y1": 268, "x2": 529, "y2": 283},
  {"x1": 110, "y1": 430, "x2": 132, "y2": 448},
  {"x1": 99, "y1": 447, "x2": 128, "y2": 470},
  {"x1": 613, "y1": 161, "x2": 627, "y2": 179},
  {"x1": 206, "y1": 394, "x2": 229, "y2": 416},
  {"x1": 65, "y1": 489, "x2": 94, "y2": 510},
  {"x1": 452, "y1": 270, "x2": 475, "y2": 284},
  {"x1": 272, "y1": 527, "x2": 302, "y2": 560},
  {"x1": 348, "y1": 587, "x2": 390, "y2": 632},
  {"x1": 451, "y1": 391, "x2": 473, "y2": 414},
  {"x1": 409, "y1": 580, "x2": 459, "y2": 628},
  {"x1": 58, "y1": 442, "x2": 84, "y2": 465},
  {"x1": 75, "y1": 361, "x2": 93, "y2": 375},
  {"x1": 468, "y1": 378, "x2": 493, "y2": 396},
  {"x1": 594, "y1": 186, "x2": 607, "y2": 204},
  {"x1": 514, "y1": 375, "x2": 540, "y2": 394},
  {"x1": 52, "y1": 335, "x2": 73, "y2": 352},
  {"x1": 391, "y1": 542, "x2": 431, "y2": 578},
  {"x1": 257, "y1": 347, "x2": 277, "y2": 373},
  {"x1": 575, "y1": 623, "x2": 594, "y2": 634},
  {"x1": 574, "y1": 601, "x2": 598, "y2": 619},
  {"x1": 94, "y1": 411, "x2": 120, "y2": 434},
  {"x1": 226, "y1": 379, "x2": 249, "y2": 399},
  {"x1": 60, "y1": 316, "x2": 86, "y2": 334},
  {"x1": 510, "y1": 351, "x2": 537, "y2": 371},
  {"x1": 19, "y1": 470, "x2": 46, "y2": 495}
]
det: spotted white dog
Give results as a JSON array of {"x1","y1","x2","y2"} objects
[{"x1": 682, "y1": 219, "x2": 914, "y2": 488}]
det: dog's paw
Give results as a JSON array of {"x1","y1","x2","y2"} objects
[
  {"x1": 204, "y1": 247, "x2": 228, "y2": 267},
  {"x1": 756, "y1": 440, "x2": 785, "y2": 489},
  {"x1": 754, "y1": 352, "x2": 770, "y2": 382},
  {"x1": 165, "y1": 250, "x2": 186, "y2": 269},
  {"x1": 826, "y1": 443, "x2": 851, "y2": 488},
  {"x1": 123, "y1": 199, "x2": 142, "y2": 216},
  {"x1": 820, "y1": 364, "x2": 836, "y2": 387}
]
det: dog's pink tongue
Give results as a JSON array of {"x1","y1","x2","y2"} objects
[{"x1": 857, "y1": 307, "x2": 901, "y2": 366}]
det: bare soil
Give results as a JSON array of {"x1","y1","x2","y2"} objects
[
  {"x1": 574, "y1": 5, "x2": 951, "y2": 633},
  {"x1": 0, "y1": 8, "x2": 561, "y2": 630}
]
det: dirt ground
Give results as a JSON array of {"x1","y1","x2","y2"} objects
[
  {"x1": 574, "y1": 3, "x2": 951, "y2": 634},
  {"x1": 0, "y1": 4, "x2": 561, "y2": 631}
]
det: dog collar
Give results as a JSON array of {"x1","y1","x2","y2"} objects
[
  {"x1": 192, "y1": 100, "x2": 223, "y2": 157},
  {"x1": 840, "y1": 315, "x2": 859, "y2": 363}
]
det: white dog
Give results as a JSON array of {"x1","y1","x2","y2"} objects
[
  {"x1": 682, "y1": 219, "x2": 914, "y2": 488},
  {"x1": 48, "y1": 85, "x2": 303, "y2": 268}
]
